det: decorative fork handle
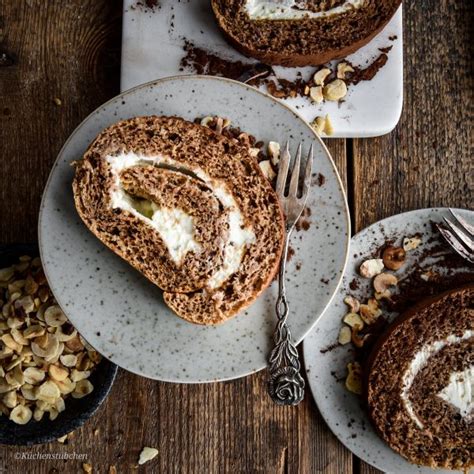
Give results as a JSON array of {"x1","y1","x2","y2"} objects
[{"x1": 267, "y1": 228, "x2": 305, "y2": 406}]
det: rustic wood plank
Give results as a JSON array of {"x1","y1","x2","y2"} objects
[
  {"x1": 352, "y1": 0, "x2": 473, "y2": 233},
  {"x1": 0, "y1": 1, "x2": 354, "y2": 472},
  {"x1": 354, "y1": 1, "x2": 473, "y2": 473}
]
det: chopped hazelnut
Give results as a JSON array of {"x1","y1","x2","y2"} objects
[{"x1": 382, "y1": 246, "x2": 406, "y2": 271}]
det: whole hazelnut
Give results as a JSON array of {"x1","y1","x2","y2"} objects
[{"x1": 382, "y1": 246, "x2": 406, "y2": 271}]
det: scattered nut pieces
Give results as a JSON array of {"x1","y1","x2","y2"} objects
[
  {"x1": 312, "y1": 116, "x2": 325, "y2": 135},
  {"x1": 336, "y1": 62, "x2": 354, "y2": 80},
  {"x1": 351, "y1": 328, "x2": 371, "y2": 348},
  {"x1": 200, "y1": 116, "x2": 213, "y2": 127},
  {"x1": 309, "y1": 86, "x2": 324, "y2": 104},
  {"x1": 338, "y1": 326, "x2": 352, "y2": 345},
  {"x1": 313, "y1": 67, "x2": 331, "y2": 86},
  {"x1": 82, "y1": 463, "x2": 93, "y2": 473},
  {"x1": 311, "y1": 114, "x2": 334, "y2": 136},
  {"x1": 343, "y1": 312, "x2": 364, "y2": 330},
  {"x1": 403, "y1": 236, "x2": 422, "y2": 251},
  {"x1": 268, "y1": 141, "x2": 281, "y2": 166},
  {"x1": 109, "y1": 466, "x2": 117, "y2": 474},
  {"x1": 382, "y1": 246, "x2": 406, "y2": 271},
  {"x1": 323, "y1": 79, "x2": 347, "y2": 101},
  {"x1": 345, "y1": 362, "x2": 363, "y2": 394},
  {"x1": 0, "y1": 257, "x2": 101, "y2": 424},
  {"x1": 373, "y1": 273, "x2": 398, "y2": 293},
  {"x1": 323, "y1": 114, "x2": 334, "y2": 136},
  {"x1": 258, "y1": 160, "x2": 276, "y2": 181},
  {"x1": 138, "y1": 446, "x2": 159, "y2": 465},
  {"x1": 343, "y1": 296, "x2": 360, "y2": 313},
  {"x1": 57, "y1": 434, "x2": 68, "y2": 443},
  {"x1": 360, "y1": 298, "x2": 382, "y2": 325},
  {"x1": 359, "y1": 259, "x2": 384, "y2": 278}
]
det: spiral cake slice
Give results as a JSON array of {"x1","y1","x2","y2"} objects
[
  {"x1": 72, "y1": 115, "x2": 285, "y2": 325},
  {"x1": 211, "y1": 0, "x2": 401, "y2": 66},
  {"x1": 366, "y1": 285, "x2": 474, "y2": 470}
]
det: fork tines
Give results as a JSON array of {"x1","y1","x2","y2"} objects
[
  {"x1": 276, "y1": 142, "x2": 313, "y2": 200},
  {"x1": 436, "y1": 209, "x2": 474, "y2": 264}
]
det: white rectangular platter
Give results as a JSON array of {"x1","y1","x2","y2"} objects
[{"x1": 121, "y1": 1, "x2": 403, "y2": 138}]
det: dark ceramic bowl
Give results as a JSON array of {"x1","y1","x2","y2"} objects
[{"x1": 0, "y1": 243, "x2": 118, "y2": 445}]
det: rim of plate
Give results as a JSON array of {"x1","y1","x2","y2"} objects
[
  {"x1": 38, "y1": 74, "x2": 351, "y2": 383},
  {"x1": 303, "y1": 207, "x2": 472, "y2": 472}
]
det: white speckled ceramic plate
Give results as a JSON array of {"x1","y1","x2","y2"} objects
[
  {"x1": 39, "y1": 75, "x2": 349, "y2": 383},
  {"x1": 303, "y1": 207, "x2": 474, "y2": 473}
]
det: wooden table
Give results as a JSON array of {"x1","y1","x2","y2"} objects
[{"x1": 0, "y1": 1, "x2": 472, "y2": 472}]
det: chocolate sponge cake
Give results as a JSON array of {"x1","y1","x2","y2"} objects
[
  {"x1": 366, "y1": 285, "x2": 474, "y2": 470},
  {"x1": 72, "y1": 116, "x2": 285, "y2": 325},
  {"x1": 211, "y1": 0, "x2": 401, "y2": 67}
]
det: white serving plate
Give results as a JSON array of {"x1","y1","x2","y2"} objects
[
  {"x1": 121, "y1": 1, "x2": 403, "y2": 138},
  {"x1": 39, "y1": 75, "x2": 350, "y2": 383},
  {"x1": 303, "y1": 208, "x2": 474, "y2": 473}
]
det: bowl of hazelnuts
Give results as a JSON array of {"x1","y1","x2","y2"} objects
[{"x1": 0, "y1": 243, "x2": 118, "y2": 445}]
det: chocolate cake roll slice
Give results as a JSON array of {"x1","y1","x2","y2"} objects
[
  {"x1": 73, "y1": 116, "x2": 285, "y2": 325},
  {"x1": 211, "y1": 0, "x2": 401, "y2": 66},
  {"x1": 366, "y1": 285, "x2": 474, "y2": 470}
]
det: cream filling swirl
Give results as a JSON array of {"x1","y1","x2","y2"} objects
[
  {"x1": 106, "y1": 152, "x2": 255, "y2": 288},
  {"x1": 400, "y1": 330, "x2": 474, "y2": 429},
  {"x1": 244, "y1": 0, "x2": 365, "y2": 20}
]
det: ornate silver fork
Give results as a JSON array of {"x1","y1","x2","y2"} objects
[
  {"x1": 436, "y1": 209, "x2": 474, "y2": 264},
  {"x1": 268, "y1": 142, "x2": 313, "y2": 406}
]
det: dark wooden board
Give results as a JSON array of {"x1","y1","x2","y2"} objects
[{"x1": 0, "y1": 0, "x2": 472, "y2": 472}]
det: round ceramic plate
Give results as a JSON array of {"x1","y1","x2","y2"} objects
[
  {"x1": 303, "y1": 207, "x2": 473, "y2": 473},
  {"x1": 39, "y1": 75, "x2": 350, "y2": 383}
]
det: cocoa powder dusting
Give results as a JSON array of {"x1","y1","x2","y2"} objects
[
  {"x1": 346, "y1": 54, "x2": 389, "y2": 85},
  {"x1": 180, "y1": 41, "x2": 391, "y2": 101},
  {"x1": 181, "y1": 41, "x2": 268, "y2": 82}
]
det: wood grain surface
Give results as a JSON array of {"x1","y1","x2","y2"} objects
[{"x1": 0, "y1": 0, "x2": 472, "y2": 473}]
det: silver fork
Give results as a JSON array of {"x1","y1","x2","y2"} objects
[
  {"x1": 436, "y1": 209, "x2": 474, "y2": 264},
  {"x1": 267, "y1": 142, "x2": 313, "y2": 406}
]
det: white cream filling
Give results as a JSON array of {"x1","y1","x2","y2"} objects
[
  {"x1": 400, "y1": 330, "x2": 474, "y2": 429},
  {"x1": 245, "y1": 0, "x2": 365, "y2": 20},
  {"x1": 437, "y1": 366, "x2": 474, "y2": 418},
  {"x1": 106, "y1": 152, "x2": 255, "y2": 286}
]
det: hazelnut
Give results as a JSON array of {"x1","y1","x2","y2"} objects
[
  {"x1": 268, "y1": 141, "x2": 280, "y2": 166},
  {"x1": 313, "y1": 67, "x2": 331, "y2": 86},
  {"x1": 360, "y1": 299, "x2": 382, "y2": 325},
  {"x1": 336, "y1": 62, "x2": 354, "y2": 80},
  {"x1": 343, "y1": 312, "x2": 364, "y2": 330},
  {"x1": 323, "y1": 79, "x2": 347, "y2": 101},
  {"x1": 9, "y1": 405, "x2": 32, "y2": 425},
  {"x1": 338, "y1": 326, "x2": 351, "y2": 345},
  {"x1": 311, "y1": 114, "x2": 334, "y2": 136},
  {"x1": 312, "y1": 116, "x2": 326, "y2": 135},
  {"x1": 343, "y1": 296, "x2": 360, "y2": 313},
  {"x1": 309, "y1": 86, "x2": 324, "y2": 104},
  {"x1": 382, "y1": 246, "x2": 406, "y2": 270},
  {"x1": 258, "y1": 160, "x2": 276, "y2": 181},
  {"x1": 351, "y1": 328, "x2": 371, "y2": 348},
  {"x1": 403, "y1": 236, "x2": 422, "y2": 251},
  {"x1": 323, "y1": 114, "x2": 334, "y2": 136},
  {"x1": 345, "y1": 362, "x2": 362, "y2": 395},
  {"x1": 373, "y1": 273, "x2": 398, "y2": 293},
  {"x1": 359, "y1": 259, "x2": 384, "y2": 278}
]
